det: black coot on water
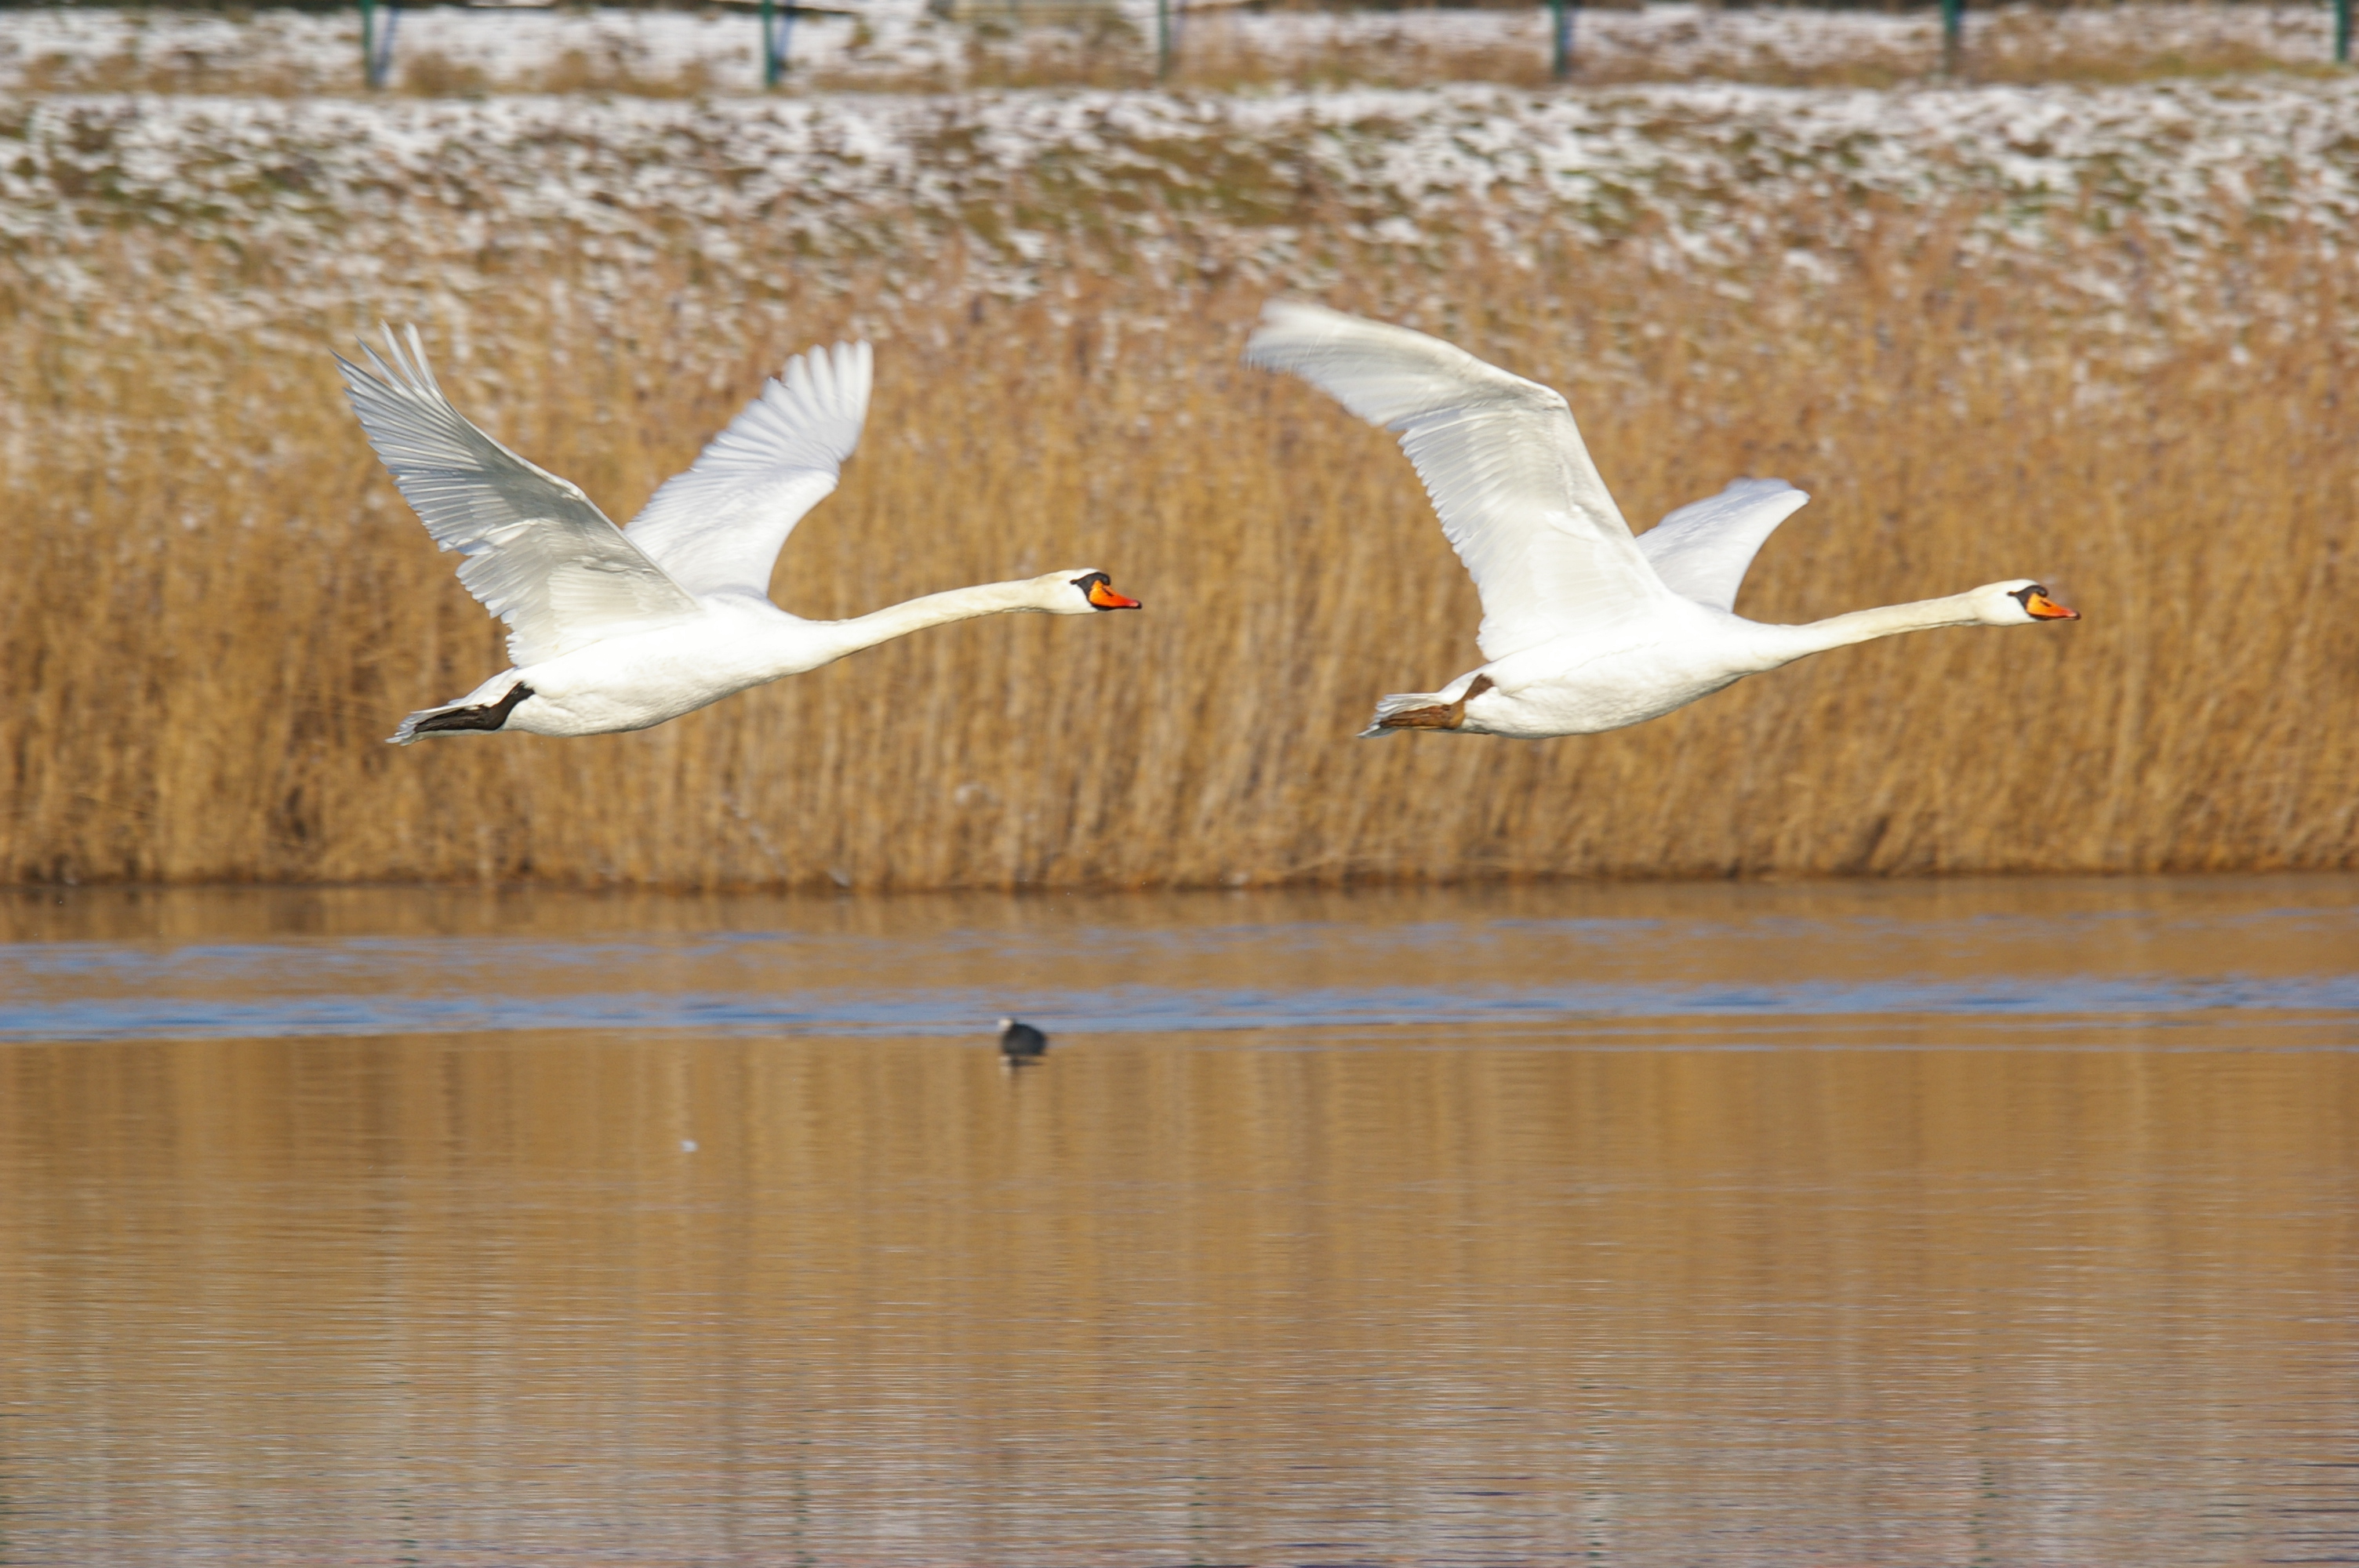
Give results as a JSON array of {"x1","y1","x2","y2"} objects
[{"x1": 998, "y1": 1018, "x2": 1049, "y2": 1065}]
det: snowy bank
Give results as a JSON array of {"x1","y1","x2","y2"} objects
[{"x1": 0, "y1": 2, "x2": 2339, "y2": 94}]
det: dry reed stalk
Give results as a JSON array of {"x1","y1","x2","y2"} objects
[{"x1": 2, "y1": 209, "x2": 2354, "y2": 890}]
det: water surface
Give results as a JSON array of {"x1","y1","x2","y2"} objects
[{"x1": 3, "y1": 877, "x2": 2356, "y2": 1566}]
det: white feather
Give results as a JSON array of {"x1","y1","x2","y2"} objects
[
  {"x1": 1637, "y1": 478, "x2": 1812, "y2": 612},
  {"x1": 343, "y1": 330, "x2": 1140, "y2": 744},
  {"x1": 1245, "y1": 300, "x2": 1670, "y2": 661},
  {"x1": 335, "y1": 325, "x2": 700, "y2": 670},
  {"x1": 623, "y1": 341, "x2": 874, "y2": 601},
  {"x1": 1245, "y1": 303, "x2": 2079, "y2": 740}
]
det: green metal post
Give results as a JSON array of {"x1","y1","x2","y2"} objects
[
  {"x1": 358, "y1": 0, "x2": 399, "y2": 88},
  {"x1": 1940, "y1": 0, "x2": 1962, "y2": 75},
  {"x1": 2339, "y1": 0, "x2": 2351, "y2": 65},
  {"x1": 761, "y1": 0, "x2": 780, "y2": 87},
  {"x1": 1549, "y1": 0, "x2": 1572, "y2": 80},
  {"x1": 1157, "y1": 0, "x2": 1172, "y2": 81}
]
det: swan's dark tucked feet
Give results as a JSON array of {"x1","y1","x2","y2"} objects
[
  {"x1": 398, "y1": 682, "x2": 536, "y2": 741},
  {"x1": 1371, "y1": 676, "x2": 1493, "y2": 734}
]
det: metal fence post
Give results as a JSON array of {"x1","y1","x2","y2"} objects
[
  {"x1": 1157, "y1": 0, "x2": 1172, "y2": 80},
  {"x1": 1940, "y1": 0, "x2": 1963, "y2": 74},
  {"x1": 358, "y1": 0, "x2": 399, "y2": 89},
  {"x1": 2339, "y1": 0, "x2": 2352, "y2": 65},
  {"x1": 1550, "y1": 0, "x2": 1574, "y2": 80}
]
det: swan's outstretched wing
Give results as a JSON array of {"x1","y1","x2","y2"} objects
[
  {"x1": 1637, "y1": 479, "x2": 1810, "y2": 612},
  {"x1": 623, "y1": 341, "x2": 873, "y2": 601},
  {"x1": 1245, "y1": 302, "x2": 1670, "y2": 661},
  {"x1": 337, "y1": 326, "x2": 700, "y2": 670}
]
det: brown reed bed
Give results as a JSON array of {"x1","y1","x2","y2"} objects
[{"x1": 2, "y1": 208, "x2": 2355, "y2": 890}]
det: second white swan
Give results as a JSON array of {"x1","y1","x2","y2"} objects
[
  {"x1": 339, "y1": 328, "x2": 1141, "y2": 744},
  {"x1": 1245, "y1": 303, "x2": 2077, "y2": 739}
]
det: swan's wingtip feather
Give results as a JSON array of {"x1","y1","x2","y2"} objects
[
  {"x1": 351, "y1": 333, "x2": 401, "y2": 389},
  {"x1": 347, "y1": 321, "x2": 440, "y2": 398},
  {"x1": 1256, "y1": 298, "x2": 1347, "y2": 330},
  {"x1": 1727, "y1": 475, "x2": 1806, "y2": 500},
  {"x1": 1243, "y1": 299, "x2": 1329, "y2": 363},
  {"x1": 329, "y1": 348, "x2": 378, "y2": 396},
  {"x1": 770, "y1": 339, "x2": 873, "y2": 426}
]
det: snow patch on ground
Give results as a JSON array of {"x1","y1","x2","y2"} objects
[
  {"x1": 2, "y1": 77, "x2": 2349, "y2": 347},
  {"x1": 7, "y1": 78, "x2": 2353, "y2": 243}
]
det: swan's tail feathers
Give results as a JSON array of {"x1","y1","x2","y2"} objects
[
  {"x1": 387, "y1": 682, "x2": 536, "y2": 745},
  {"x1": 1358, "y1": 676, "x2": 1493, "y2": 738},
  {"x1": 387, "y1": 706, "x2": 463, "y2": 746}
]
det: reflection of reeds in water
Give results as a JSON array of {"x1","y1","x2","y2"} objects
[
  {"x1": 3, "y1": 212, "x2": 2354, "y2": 888},
  {"x1": 3, "y1": 1026, "x2": 2354, "y2": 1560}
]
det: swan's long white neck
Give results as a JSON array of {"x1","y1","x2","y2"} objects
[
  {"x1": 1749, "y1": 590, "x2": 1995, "y2": 670},
  {"x1": 793, "y1": 579, "x2": 1061, "y2": 670}
]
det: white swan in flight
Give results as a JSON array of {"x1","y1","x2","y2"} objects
[
  {"x1": 1246, "y1": 303, "x2": 2077, "y2": 739},
  {"x1": 338, "y1": 327, "x2": 1141, "y2": 744}
]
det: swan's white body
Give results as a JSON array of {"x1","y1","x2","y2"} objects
[
  {"x1": 418, "y1": 576, "x2": 1106, "y2": 740},
  {"x1": 1245, "y1": 303, "x2": 2077, "y2": 739},
  {"x1": 337, "y1": 329, "x2": 1138, "y2": 743}
]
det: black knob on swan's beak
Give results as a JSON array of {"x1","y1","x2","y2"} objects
[{"x1": 1074, "y1": 572, "x2": 1141, "y2": 611}]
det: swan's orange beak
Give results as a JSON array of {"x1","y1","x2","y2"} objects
[
  {"x1": 2025, "y1": 590, "x2": 2078, "y2": 620},
  {"x1": 1087, "y1": 579, "x2": 1142, "y2": 610}
]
